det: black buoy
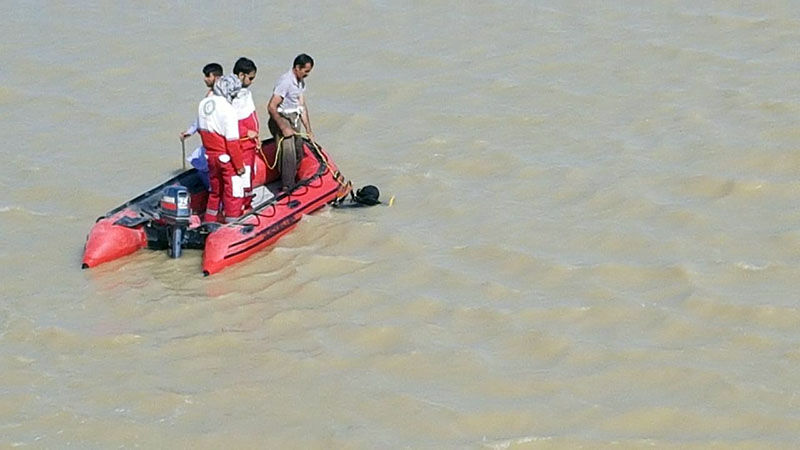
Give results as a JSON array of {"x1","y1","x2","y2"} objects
[
  {"x1": 331, "y1": 184, "x2": 386, "y2": 209},
  {"x1": 354, "y1": 185, "x2": 381, "y2": 205}
]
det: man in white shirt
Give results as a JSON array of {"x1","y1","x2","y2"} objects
[{"x1": 266, "y1": 53, "x2": 314, "y2": 191}]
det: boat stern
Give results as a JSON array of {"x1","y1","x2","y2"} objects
[{"x1": 82, "y1": 211, "x2": 148, "y2": 268}]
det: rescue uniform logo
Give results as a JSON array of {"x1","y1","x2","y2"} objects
[{"x1": 203, "y1": 99, "x2": 216, "y2": 116}]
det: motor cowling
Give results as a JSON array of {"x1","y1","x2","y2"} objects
[
  {"x1": 160, "y1": 186, "x2": 191, "y2": 258},
  {"x1": 160, "y1": 186, "x2": 191, "y2": 225}
]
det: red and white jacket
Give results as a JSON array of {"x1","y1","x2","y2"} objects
[
  {"x1": 232, "y1": 88, "x2": 259, "y2": 149},
  {"x1": 197, "y1": 95, "x2": 243, "y2": 171}
]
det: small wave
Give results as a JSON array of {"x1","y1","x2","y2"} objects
[
  {"x1": 668, "y1": 174, "x2": 772, "y2": 202},
  {"x1": 681, "y1": 10, "x2": 771, "y2": 28},
  {"x1": 0, "y1": 205, "x2": 50, "y2": 217},
  {"x1": 484, "y1": 435, "x2": 553, "y2": 449},
  {"x1": 735, "y1": 262, "x2": 769, "y2": 271},
  {"x1": 684, "y1": 293, "x2": 800, "y2": 329},
  {"x1": 0, "y1": 205, "x2": 78, "y2": 220}
]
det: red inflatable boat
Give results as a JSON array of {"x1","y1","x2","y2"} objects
[{"x1": 82, "y1": 138, "x2": 352, "y2": 275}]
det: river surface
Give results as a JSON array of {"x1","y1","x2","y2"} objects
[{"x1": 2, "y1": 1, "x2": 800, "y2": 448}]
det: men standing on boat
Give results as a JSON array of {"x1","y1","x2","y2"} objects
[
  {"x1": 231, "y1": 57, "x2": 259, "y2": 212},
  {"x1": 198, "y1": 75, "x2": 246, "y2": 223},
  {"x1": 266, "y1": 53, "x2": 314, "y2": 191},
  {"x1": 179, "y1": 63, "x2": 224, "y2": 189},
  {"x1": 179, "y1": 63, "x2": 224, "y2": 141}
]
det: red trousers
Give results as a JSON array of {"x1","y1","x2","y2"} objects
[{"x1": 204, "y1": 151, "x2": 244, "y2": 223}]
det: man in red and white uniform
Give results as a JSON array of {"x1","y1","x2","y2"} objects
[
  {"x1": 179, "y1": 62, "x2": 223, "y2": 141},
  {"x1": 232, "y1": 57, "x2": 259, "y2": 212},
  {"x1": 198, "y1": 75, "x2": 245, "y2": 223}
]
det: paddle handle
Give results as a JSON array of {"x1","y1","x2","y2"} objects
[{"x1": 181, "y1": 140, "x2": 186, "y2": 170}]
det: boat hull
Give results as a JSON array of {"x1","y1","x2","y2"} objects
[
  {"x1": 82, "y1": 138, "x2": 348, "y2": 274},
  {"x1": 82, "y1": 210, "x2": 148, "y2": 268},
  {"x1": 203, "y1": 143, "x2": 344, "y2": 274}
]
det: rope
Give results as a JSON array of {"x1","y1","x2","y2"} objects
[
  {"x1": 258, "y1": 139, "x2": 281, "y2": 171},
  {"x1": 290, "y1": 133, "x2": 354, "y2": 201},
  {"x1": 260, "y1": 132, "x2": 316, "y2": 171},
  {"x1": 254, "y1": 132, "x2": 354, "y2": 204}
]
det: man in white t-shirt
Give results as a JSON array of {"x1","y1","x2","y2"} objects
[{"x1": 266, "y1": 53, "x2": 314, "y2": 191}]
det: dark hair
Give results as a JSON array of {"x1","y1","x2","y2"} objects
[
  {"x1": 293, "y1": 53, "x2": 314, "y2": 69},
  {"x1": 233, "y1": 57, "x2": 257, "y2": 75},
  {"x1": 203, "y1": 63, "x2": 223, "y2": 77}
]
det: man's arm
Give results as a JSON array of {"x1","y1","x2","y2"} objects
[
  {"x1": 180, "y1": 118, "x2": 199, "y2": 141},
  {"x1": 299, "y1": 94, "x2": 312, "y2": 139},
  {"x1": 267, "y1": 94, "x2": 295, "y2": 137}
]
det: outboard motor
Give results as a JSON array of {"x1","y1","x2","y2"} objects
[{"x1": 160, "y1": 186, "x2": 191, "y2": 258}]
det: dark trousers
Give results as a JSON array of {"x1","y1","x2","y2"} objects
[{"x1": 268, "y1": 113, "x2": 303, "y2": 190}]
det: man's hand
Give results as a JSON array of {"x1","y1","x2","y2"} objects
[{"x1": 179, "y1": 132, "x2": 190, "y2": 141}]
